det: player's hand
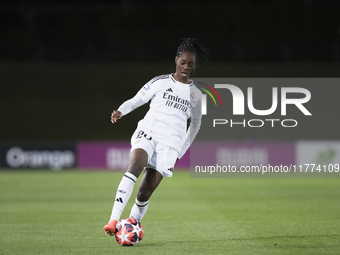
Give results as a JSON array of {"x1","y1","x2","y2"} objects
[{"x1": 111, "y1": 110, "x2": 122, "y2": 124}]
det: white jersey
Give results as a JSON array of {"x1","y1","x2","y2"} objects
[{"x1": 117, "y1": 74, "x2": 202, "y2": 158}]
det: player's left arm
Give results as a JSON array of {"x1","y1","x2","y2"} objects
[{"x1": 177, "y1": 90, "x2": 202, "y2": 159}]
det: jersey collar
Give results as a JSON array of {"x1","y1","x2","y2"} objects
[{"x1": 170, "y1": 73, "x2": 194, "y2": 86}]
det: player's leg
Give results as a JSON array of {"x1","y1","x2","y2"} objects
[
  {"x1": 129, "y1": 168, "x2": 163, "y2": 221},
  {"x1": 130, "y1": 143, "x2": 178, "y2": 221},
  {"x1": 104, "y1": 148, "x2": 148, "y2": 236}
]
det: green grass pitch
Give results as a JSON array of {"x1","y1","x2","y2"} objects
[{"x1": 0, "y1": 170, "x2": 339, "y2": 255}]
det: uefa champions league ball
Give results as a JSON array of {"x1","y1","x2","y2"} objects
[{"x1": 115, "y1": 218, "x2": 144, "y2": 246}]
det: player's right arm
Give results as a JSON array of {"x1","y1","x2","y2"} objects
[
  {"x1": 111, "y1": 110, "x2": 122, "y2": 124},
  {"x1": 111, "y1": 93, "x2": 145, "y2": 124},
  {"x1": 111, "y1": 79, "x2": 157, "y2": 124}
]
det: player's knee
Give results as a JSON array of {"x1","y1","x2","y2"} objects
[
  {"x1": 127, "y1": 158, "x2": 147, "y2": 177},
  {"x1": 127, "y1": 164, "x2": 144, "y2": 178},
  {"x1": 127, "y1": 152, "x2": 148, "y2": 177}
]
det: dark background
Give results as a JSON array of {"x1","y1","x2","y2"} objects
[{"x1": 1, "y1": 0, "x2": 340, "y2": 141}]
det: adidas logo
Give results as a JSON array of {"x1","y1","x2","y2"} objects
[
  {"x1": 115, "y1": 197, "x2": 123, "y2": 203},
  {"x1": 166, "y1": 88, "x2": 173, "y2": 92}
]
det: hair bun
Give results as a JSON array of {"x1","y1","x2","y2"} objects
[{"x1": 177, "y1": 38, "x2": 211, "y2": 65}]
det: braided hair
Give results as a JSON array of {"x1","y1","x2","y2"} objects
[{"x1": 176, "y1": 38, "x2": 211, "y2": 66}]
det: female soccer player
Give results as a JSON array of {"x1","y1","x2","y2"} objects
[{"x1": 104, "y1": 38, "x2": 210, "y2": 236}]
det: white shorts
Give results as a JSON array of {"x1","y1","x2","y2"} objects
[{"x1": 130, "y1": 130, "x2": 179, "y2": 178}]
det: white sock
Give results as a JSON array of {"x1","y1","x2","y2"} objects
[
  {"x1": 129, "y1": 199, "x2": 149, "y2": 221},
  {"x1": 109, "y1": 172, "x2": 137, "y2": 222}
]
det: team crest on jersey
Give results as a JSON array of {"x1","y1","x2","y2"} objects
[
  {"x1": 190, "y1": 92, "x2": 195, "y2": 99},
  {"x1": 135, "y1": 138, "x2": 140, "y2": 144},
  {"x1": 142, "y1": 83, "x2": 150, "y2": 91}
]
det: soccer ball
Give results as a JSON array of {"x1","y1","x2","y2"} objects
[{"x1": 115, "y1": 218, "x2": 144, "y2": 246}]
